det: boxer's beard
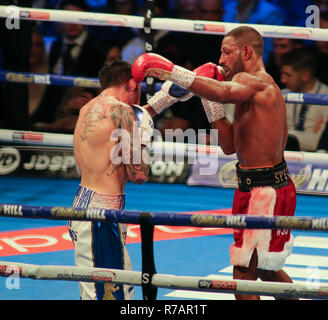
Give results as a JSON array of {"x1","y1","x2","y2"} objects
[{"x1": 232, "y1": 52, "x2": 244, "y2": 75}]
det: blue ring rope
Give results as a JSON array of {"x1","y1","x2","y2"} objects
[
  {"x1": 282, "y1": 92, "x2": 328, "y2": 106},
  {"x1": 1, "y1": 70, "x2": 328, "y2": 105},
  {"x1": 0, "y1": 203, "x2": 327, "y2": 231},
  {"x1": 0, "y1": 70, "x2": 162, "y2": 92}
]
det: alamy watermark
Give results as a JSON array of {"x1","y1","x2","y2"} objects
[
  {"x1": 1, "y1": 265, "x2": 20, "y2": 290},
  {"x1": 110, "y1": 124, "x2": 220, "y2": 176},
  {"x1": 305, "y1": 5, "x2": 320, "y2": 28},
  {"x1": 305, "y1": 266, "x2": 320, "y2": 290},
  {"x1": 5, "y1": 5, "x2": 20, "y2": 30}
]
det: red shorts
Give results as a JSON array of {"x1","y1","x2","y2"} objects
[{"x1": 230, "y1": 178, "x2": 296, "y2": 271}]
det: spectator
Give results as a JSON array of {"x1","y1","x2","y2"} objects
[
  {"x1": 198, "y1": 0, "x2": 224, "y2": 21},
  {"x1": 314, "y1": 11, "x2": 328, "y2": 86},
  {"x1": 317, "y1": 122, "x2": 328, "y2": 152},
  {"x1": 155, "y1": 0, "x2": 200, "y2": 69},
  {"x1": 34, "y1": 88, "x2": 96, "y2": 131},
  {"x1": 34, "y1": 42, "x2": 121, "y2": 132},
  {"x1": 50, "y1": 0, "x2": 106, "y2": 76},
  {"x1": 92, "y1": 0, "x2": 141, "y2": 47},
  {"x1": 222, "y1": 0, "x2": 285, "y2": 65},
  {"x1": 266, "y1": 38, "x2": 303, "y2": 89},
  {"x1": 0, "y1": 0, "x2": 32, "y2": 130},
  {"x1": 192, "y1": 0, "x2": 225, "y2": 66},
  {"x1": 30, "y1": 0, "x2": 108, "y2": 129},
  {"x1": 29, "y1": 29, "x2": 49, "y2": 120},
  {"x1": 104, "y1": 45, "x2": 122, "y2": 65},
  {"x1": 269, "y1": 0, "x2": 313, "y2": 27},
  {"x1": 156, "y1": 0, "x2": 224, "y2": 69},
  {"x1": 175, "y1": 0, "x2": 199, "y2": 19},
  {"x1": 154, "y1": 0, "x2": 229, "y2": 144},
  {"x1": 315, "y1": 0, "x2": 328, "y2": 12},
  {"x1": 84, "y1": 0, "x2": 108, "y2": 12},
  {"x1": 121, "y1": 30, "x2": 146, "y2": 64},
  {"x1": 121, "y1": 0, "x2": 171, "y2": 65},
  {"x1": 280, "y1": 48, "x2": 328, "y2": 152}
]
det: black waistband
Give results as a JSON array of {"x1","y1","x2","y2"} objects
[{"x1": 236, "y1": 160, "x2": 290, "y2": 192}]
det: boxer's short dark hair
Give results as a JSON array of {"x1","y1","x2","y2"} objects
[
  {"x1": 98, "y1": 60, "x2": 132, "y2": 90},
  {"x1": 226, "y1": 26, "x2": 264, "y2": 56}
]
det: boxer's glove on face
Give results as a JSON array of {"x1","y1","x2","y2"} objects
[
  {"x1": 201, "y1": 64, "x2": 227, "y2": 123},
  {"x1": 146, "y1": 62, "x2": 220, "y2": 115},
  {"x1": 132, "y1": 53, "x2": 196, "y2": 89},
  {"x1": 132, "y1": 105, "x2": 154, "y2": 146}
]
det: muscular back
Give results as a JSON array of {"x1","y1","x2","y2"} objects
[
  {"x1": 233, "y1": 71, "x2": 287, "y2": 167},
  {"x1": 74, "y1": 93, "x2": 137, "y2": 194}
]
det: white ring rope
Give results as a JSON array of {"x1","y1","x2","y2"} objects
[
  {"x1": 1, "y1": 5, "x2": 328, "y2": 41},
  {"x1": 1, "y1": 128, "x2": 328, "y2": 165},
  {"x1": 0, "y1": 261, "x2": 327, "y2": 299}
]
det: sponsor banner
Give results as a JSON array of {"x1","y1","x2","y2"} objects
[
  {"x1": 187, "y1": 157, "x2": 328, "y2": 195},
  {"x1": 148, "y1": 159, "x2": 191, "y2": 184},
  {"x1": 0, "y1": 145, "x2": 191, "y2": 183},
  {"x1": 0, "y1": 145, "x2": 80, "y2": 178},
  {"x1": 2, "y1": 145, "x2": 328, "y2": 194},
  {"x1": 193, "y1": 23, "x2": 226, "y2": 33},
  {"x1": 20, "y1": 10, "x2": 50, "y2": 20},
  {"x1": 198, "y1": 279, "x2": 237, "y2": 291},
  {"x1": 262, "y1": 28, "x2": 313, "y2": 40}
]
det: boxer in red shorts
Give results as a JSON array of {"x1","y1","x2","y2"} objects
[{"x1": 131, "y1": 25, "x2": 297, "y2": 300}]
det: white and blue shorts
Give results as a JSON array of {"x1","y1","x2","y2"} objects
[{"x1": 68, "y1": 185, "x2": 133, "y2": 300}]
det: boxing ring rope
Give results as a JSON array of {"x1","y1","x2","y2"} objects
[
  {"x1": 1, "y1": 70, "x2": 328, "y2": 106},
  {"x1": 1, "y1": 5, "x2": 328, "y2": 41},
  {"x1": 1, "y1": 261, "x2": 327, "y2": 299},
  {"x1": 0, "y1": 203, "x2": 328, "y2": 232},
  {"x1": 0, "y1": 203, "x2": 327, "y2": 300},
  {"x1": 2, "y1": 5, "x2": 328, "y2": 106},
  {"x1": 1, "y1": 128, "x2": 328, "y2": 165},
  {"x1": 1, "y1": 4, "x2": 328, "y2": 301},
  {"x1": 0, "y1": 70, "x2": 162, "y2": 93}
]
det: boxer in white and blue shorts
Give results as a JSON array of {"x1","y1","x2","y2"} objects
[
  {"x1": 69, "y1": 185, "x2": 132, "y2": 300},
  {"x1": 70, "y1": 61, "x2": 154, "y2": 300}
]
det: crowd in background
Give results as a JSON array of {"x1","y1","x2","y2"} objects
[{"x1": 1, "y1": 0, "x2": 328, "y2": 152}]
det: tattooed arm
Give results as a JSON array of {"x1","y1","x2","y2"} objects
[{"x1": 109, "y1": 102, "x2": 150, "y2": 184}]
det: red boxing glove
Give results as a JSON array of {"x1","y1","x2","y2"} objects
[
  {"x1": 193, "y1": 63, "x2": 227, "y2": 81},
  {"x1": 194, "y1": 62, "x2": 217, "y2": 79},
  {"x1": 132, "y1": 53, "x2": 174, "y2": 82},
  {"x1": 216, "y1": 65, "x2": 227, "y2": 81},
  {"x1": 132, "y1": 53, "x2": 197, "y2": 89}
]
